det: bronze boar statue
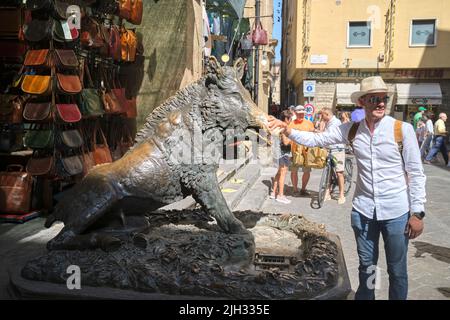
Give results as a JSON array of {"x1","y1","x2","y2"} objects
[{"x1": 44, "y1": 57, "x2": 270, "y2": 251}]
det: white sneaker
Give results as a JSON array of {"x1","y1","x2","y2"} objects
[
  {"x1": 276, "y1": 196, "x2": 291, "y2": 204},
  {"x1": 338, "y1": 196, "x2": 346, "y2": 205},
  {"x1": 269, "y1": 192, "x2": 276, "y2": 199}
]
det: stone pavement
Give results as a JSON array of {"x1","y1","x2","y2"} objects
[{"x1": 243, "y1": 158, "x2": 450, "y2": 300}]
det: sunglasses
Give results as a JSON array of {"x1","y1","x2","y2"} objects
[{"x1": 365, "y1": 96, "x2": 390, "y2": 105}]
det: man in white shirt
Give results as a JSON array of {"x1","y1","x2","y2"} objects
[
  {"x1": 319, "y1": 107, "x2": 346, "y2": 204},
  {"x1": 267, "y1": 76, "x2": 426, "y2": 300}
]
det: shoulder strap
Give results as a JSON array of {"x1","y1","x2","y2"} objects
[
  {"x1": 394, "y1": 119, "x2": 404, "y2": 159},
  {"x1": 347, "y1": 121, "x2": 360, "y2": 150}
]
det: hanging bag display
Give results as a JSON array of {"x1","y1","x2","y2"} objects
[
  {"x1": 26, "y1": 152, "x2": 56, "y2": 178},
  {"x1": 21, "y1": 74, "x2": 52, "y2": 96},
  {"x1": 24, "y1": 125, "x2": 54, "y2": 149},
  {"x1": 0, "y1": 165, "x2": 33, "y2": 214},
  {"x1": 56, "y1": 73, "x2": 82, "y2": 95},
  {"x1": 118, "y1": 0, "x2": 132, "y2": 20},
  {"x1": 120, "y1": 27, "x2": 137, "y2": 62},
  {"x1": 60, "y1": 129, "x2": 83, "y2": 148},
  {"x1": 252, "y1": 21, "x2": 268, "y2": 45}
]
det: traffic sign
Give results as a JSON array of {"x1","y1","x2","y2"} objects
[
  {"x1": 303, "y1": 80, "x2": 316, "y2": 97},
  {"x1": 304, "y1": 103, "x2": 315, "y2": 115}
]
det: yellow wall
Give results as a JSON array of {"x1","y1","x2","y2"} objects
[{"x1": 286, "y1": 0, "x2": 450, "y2": 79}]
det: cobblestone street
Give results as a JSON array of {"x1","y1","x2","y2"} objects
[{"x1": 250, "y1": 160, "x2": 450, "y2": 300}]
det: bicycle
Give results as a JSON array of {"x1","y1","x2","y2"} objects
[{"x1": 317, "y1": 147, "x2": 353, "y2": 208}]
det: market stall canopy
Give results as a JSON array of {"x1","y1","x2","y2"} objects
[
  {"x1": 206, "y1": 0, "x2": 246, "y2": 19},
  {"x1": 336, "y1": 83, "x2": 360, "y2": 105},
  {"x1": 396, "y1": 83, "x2": 442, "y2": 105}
]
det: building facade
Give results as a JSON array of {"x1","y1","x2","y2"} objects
[{"x1": 281, "y1": 0, "x2": 450, "y2": 122}]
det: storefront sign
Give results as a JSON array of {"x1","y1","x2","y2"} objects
[
  {"x1": 306, "y1": 69, "x2": 448, "y2": 79},
  {"x1": 310, "y1": 55, "x2": 328, "y2": 64}
]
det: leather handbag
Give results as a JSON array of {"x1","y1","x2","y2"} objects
[
  {"x1": 93, "y1": 125, "x2": 112, "y2": 165},
  {"x1": 252, "y1": 21, "x2": 269, "y2": 45},
  {"x1": 56, "y1": 103, "x2": 82, "y2": 123},
  {"x1": 292, "y1": 145, "x2": 306, "y2": 167},
  {"x1": 24, "y1": 129, "x2": 54, "y2": 149},
  {"x1": 80, "y1": 16, "x2": 107, "y2": 52},
  {"x1": 0, "y1": 95, "x2": 25, "y2": 124},
  {"x1": 24, "y1": 49, "x2": 53, "y2": 67},
  {"x1": 60, "y1": 129, "x2": 83, "y2": 148},
  {"x1": 0, "y1": 165, "x2": 33, "y2": 214},
  {"x1": 304, "y1": 147, "x2": 328, "y2": 169},
  {"x1": 56, "y1": 73, "x2": 82, "y2": 94},
  {"x1": 109, "y1": 25, "x2": 122, "y2": 62},
  {"x1": 129, "y1": 0, "x2": 143, "y2": 25},
  {"x1": 102, "y1": 89, "x2": 123, "y2": 114},
  {"x1": 0, "y1": 8, "x2": 24, "y2": 39},
  {"x1": 55, "y1": 49, "x2": 79, "y2": 69},
  {"x1": 125, "y1": 97, "x2": 137, "y2": 118},
  {"x1": 26, "y1": 155, "x2": 55, "y2": 177},
  {"x1": 23, "y1": 101, "x2": 53, "y2": 122},
  {"x1": 80, "y1": 89, "x2": 104, "y2": 118},
  {"x1": 80, "y1": 63, "x2": 104, "y2": 118},
  {"x1": 58, "y1": 154, "x2": 84, "y2": 177},
  {"x1": 21, "y1": 75, "x2": 52, "y2": 96},
  {"x1": 118, "y1": 0, "x2": 132, "y2": 20},
  {"x1": 120, "y1": 27, "x2": 137, "y2": 62},
  {"x1": 24, "y1": 18, "x2": 54, "y2": 43}
]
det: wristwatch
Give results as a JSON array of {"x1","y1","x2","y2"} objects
[{"x1": 412, "y1": 211, "x2": 425, "y2": 220}]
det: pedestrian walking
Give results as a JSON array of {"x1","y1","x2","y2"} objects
[
  {"x1": 268, "y1": 76, "x2": 426, "y2": 300},
  {"x1": 320, "y1": 107, "x2": 346, "y2": 205},
  {"x1": 416, "y1": 118, "x2": 426, "y2": 147},
  {"x1": 289, "y1": 105, "x2": 315, "y2": 196},
  {"x1": 340, "y1": 111, "x2": 351, "y2": 124},
  {"x1": 270, "y1": 110, "x2": 293, "y2": 204},
  {"x1": 424, "y1": 113, "x2": 448, "y2": 165},
  {"x1": 420, "y1": 112, "x2": 434, "y2": 159},
  {"x1": 413, "y1": 106, "x2": 427, "y2": 130}
]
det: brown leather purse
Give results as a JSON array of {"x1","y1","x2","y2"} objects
[
  {"x1": 129, "y1": 0, "x2": 143, "y2": 25},
  {"x1": 55, "y1": 49, "x2": 79, "y2": 69},
  {"x1": 109, "y1": 25, "x2": 122, "y2": 62},
  {"x1": 26, "y1": 154, "x2": 55, "y2": 178},
  {"x1": 23, "y1": 101, "x2": 53, "y2": 122},
  {"x1": 56, "y1": 73, "x2": 82, "y2": 94},
  {"x1": 119, "y1": 0, "x2": 132, "y2": 20},
  {"x1": 0, "y1": 95, "x2": 26, "y2": 124},
  {"x1": 0, "y1": 165, "x2": 33, "y2": 214},
  {"x1": 93, "y1": 125, "x2": 112, "y2": 165}
]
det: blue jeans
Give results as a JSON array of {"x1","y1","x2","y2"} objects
[
  {"x1": 425, "y1": 135, "x2": 448, "y2": 164},
  {"x1": 351, "y1": 209, "x2": 409, "y2": 300}
]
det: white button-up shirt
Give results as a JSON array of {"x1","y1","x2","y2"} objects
[
  {"x1": 325, "y1": 116, "x2": 345, "y2": 150},
  {"x1": 288, "y1": 115, "x2": 426, "y2": 220}
]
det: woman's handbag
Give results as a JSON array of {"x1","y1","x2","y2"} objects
[
  {"x1": 56, "y1": 103, "x2": 82, "y2": 123},
  {"x1": 129, "y1": 0, "x2": 143, "y2": 25},
  {"x1": 252, "y1": 21, "x2": 268, "y2": 45},
  {"x1": 60, "y1": 129, "x2": 83, "y2": 148},
  {"x1": 56, "y1": 73, "x2": 82, "y2": 94},
  {"x1": 55, "y1": 49, "x2": 79, "y2": 69},
  {"x1": 304, "y1": 147, "x2": 328, "y2": 169},
  {"x1": 0, "y1": 165, "x2": 33, "y2": 214},
  {"x1": 24, "y1": 128, "x2": 54, "y2": 149},
  {"x1": 291, "y1": 145, "x2": 306, "y2": 167},
  {"x1": 24, "y1": 49, "x2": 53, "y2": 68},
  {"x1": 26, "y1": 153, "x2": 55, "y2": 178},
  {"x1": 92, "y1": 124, "x2": 112, "y2": 165}
]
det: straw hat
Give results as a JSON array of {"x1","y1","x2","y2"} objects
[{"x1": 350, "y1": 76, "x2": 388, "y2": 104}]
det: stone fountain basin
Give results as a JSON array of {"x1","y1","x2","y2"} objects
[{"x1": 8, "y1": 210, "x2": 351, "y2": 300}]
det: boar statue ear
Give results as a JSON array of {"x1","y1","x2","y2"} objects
[
  {"x1": 207, "y1": 56, "x2": 224, "y2": 78},
  {"x1": 234, "y1": 58, "x2": 245, "y2": 80}
]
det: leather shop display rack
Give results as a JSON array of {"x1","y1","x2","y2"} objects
[{"x1": 0, "y1": 0, "x2": 143, "y2": 222}]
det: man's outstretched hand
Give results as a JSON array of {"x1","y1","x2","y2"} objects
[{"x1": 268, "y1": 116, "x2": 290, "y2": 135}]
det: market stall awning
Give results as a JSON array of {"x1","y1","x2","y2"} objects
[
  {"x1": 396, "y1": 83, "x2": 442, "y2": 105},
  {"x1": 206, "y1": 0, "x2": 245, "y2": 19},
  {"x1": 336, "y1": 83, "x2": 360, "y2": 105}
]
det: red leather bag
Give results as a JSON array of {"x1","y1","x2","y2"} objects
[
  {"x1": 252, "y1": 21, "x2": 268, "y2": 45},
  {"x1": 56, "y1": 73, "x2": 82, "y2": 94},
  {"x1": 0, "y1": 165, "x2": 33, "y2": 214},
  {"x1": 109, "y1": 25, "x2": 122, "y2": 62},
  {"x1": 119, "y1": 0, "x2": 132, "y2": 20},
  {"x1": 56, "y1": 104, "x2": 82, "y2": 123}
]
